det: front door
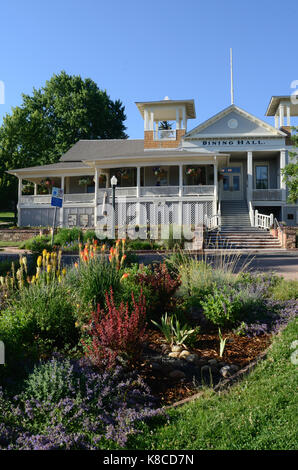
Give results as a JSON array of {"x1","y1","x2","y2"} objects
[{"x1": 220, "y1": 164, "x2": 243, "y2": 200}]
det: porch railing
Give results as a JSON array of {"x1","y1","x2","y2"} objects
[
  {"x1": 204, "y1": 213, "x2": 221, "y2": 230},
  {"x1": 183, "y1": 185, "x2": 214, "y2": 196},
  {"x1": 252, "y1": 189, "x2": 282, "y2": 201},
  {"x1": 253, "y1": 210, "x2": 274, "y2": 230},
  {"x1": 154, "y1": 129, "x2": 177, "y2": 140},
  {"x1": 64, "y1": 194, "x2": 95, "y2": 203}
]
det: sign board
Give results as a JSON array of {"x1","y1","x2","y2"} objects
[
  {"x1": 52, "y1": 187, "x2": 64, "y2": 198},
  {"x1": 51, "y1": 196, "x2": 63, "y2": 208},
  {"x1": 51, "y1": 187, "x2": 63, "y2": 208}
]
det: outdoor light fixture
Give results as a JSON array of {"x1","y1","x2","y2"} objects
[
  {"x1": 111, "y1": 175, "x2": 118, "y2": 236},
  {"x1": 110, "y1": 175, "x2": 118, "y2": 187}
]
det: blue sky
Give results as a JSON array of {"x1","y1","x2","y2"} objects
[{"x1": 1, "y1": 0, "x2": 298, "y2": 139}]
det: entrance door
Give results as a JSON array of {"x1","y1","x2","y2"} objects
[{"x1": 220, "y1": 164, "x2": 243, "y2": 200}]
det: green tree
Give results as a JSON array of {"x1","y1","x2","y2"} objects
[
  {"x1": 0, "y1": 71, "x2": 127, "y2": 210},
  {"x1": 282, "y1": 128, "x2": 298, "y2": 204}
]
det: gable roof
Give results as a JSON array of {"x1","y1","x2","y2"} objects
[
  {"x1": 184, "y1": 104, "x2": 287, "y2": 139},
  {"x1": 59, "y1": 139, "x2": 146, "y2": 162}
]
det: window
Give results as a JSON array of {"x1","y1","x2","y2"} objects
[
  {"x1": 255, "y1": 165, "x2": 268, "y2": 189},
  {"x1": 287, "y1": 213, "x2": 294, "y2": 220}
]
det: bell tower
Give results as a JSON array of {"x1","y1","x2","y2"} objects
[
  {"x1": 266, "y1": 95, "x2": 298, "y2": 134},
  {"x1": 135, "y1": 97, "x2": 196, "y2": 149}
]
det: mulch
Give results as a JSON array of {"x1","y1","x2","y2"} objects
[{"x1": 136, "y1": 329, "x2": 271, "y2": 405}]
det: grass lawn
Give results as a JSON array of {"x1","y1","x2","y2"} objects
[
  {"x1": 0, "y1": 241, "x2": 22, "y2": 248},
  {"x1": 127, "y1": 318, "x2": 298, "y2": 450},
  {"x1": 0, "y1": 211, "x2": 15, "y2": 228}
]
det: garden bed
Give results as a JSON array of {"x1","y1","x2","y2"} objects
[{"x1": 136, "y1": 329, "x2": 271, "y2": 405}]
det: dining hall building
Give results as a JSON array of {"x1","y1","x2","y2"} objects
[{"x1": 7, "y1": 94, "x2": 298, "y2": 246}]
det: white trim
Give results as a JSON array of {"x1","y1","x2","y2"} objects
[{"x1": 184, "y1": 104, "x2": 287, "y2": 138}]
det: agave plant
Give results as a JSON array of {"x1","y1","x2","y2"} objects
[{"x1": 152, "y1": 313, "x2": 194, "y2": 348}]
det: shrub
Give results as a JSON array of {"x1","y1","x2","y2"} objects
[
  {"x1": 0, "y1": 357, "x2": 160, "y2": 449},
  {"x1": 118, "y1": 263, "x2": 156, "y2": 309},
  {"x1": 1, "y1": 281, "x2": 79, "y2": 361},
  {"x1": 53, "y1": 227, "x2": 83, "y2": 246},
  {"x1": 126, "y1": 240, "x2": 159, "y2": 251},
  {"x1": 137, "y1": 262, "x2": 181, "y2": 319},
  {"x1": 19, "y1": 235, "x2": 51, "y2": 253},
  {"x1": 82, "y1": 288, "x2": 147, "y2": 369},
  {"x1": 201, "y1": 286, "x2": 242, "y2": 327},
  {"x1": 152, "y1": 313, "x2": 196, "y2": 348}
]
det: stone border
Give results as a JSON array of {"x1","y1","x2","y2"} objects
[{"x1": 167, "y1": 348, "x2": 270, "y2": 409}]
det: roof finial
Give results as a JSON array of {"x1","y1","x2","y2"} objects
[{"x1": 230, "y1": 48, "x2": 234, "y2": 105}]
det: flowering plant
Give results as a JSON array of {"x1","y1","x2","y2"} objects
[
  {"x1": 185, "y1": 167, "x2": 198, "y2": 177},
  {"x1": 153, "y1": 167, "x2": 166, "y2": 176},
  {"x1": 78, "y1": 177, "x2": 92, "y2": 186}
]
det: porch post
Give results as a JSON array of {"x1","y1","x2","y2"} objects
[
  {"x1": 247, "y1": 151, "x2": 253, "y2": 203},
  {"x1": 213, "y1": 159, "x2": 218, "y2": 215},
  {"x1": 34, "y1": 183, "x2": 37, "y2": 195},
  {"x1": 286, "y1": 105, "x2": 291, "y2": 127},
  {"x1": 17, "y1": 177, "x2": 22, "y2": 226},
  {"x1": 279, "y1": 104, "x2": 284, "y2": 127},
  {"x1": 280, "y1": 149, "x2": 287, "y2": 202},
  {"x1": 94, "y1": 168, "x2": 99, "y2": 227},
  {"x1": 136, "y1": 167, "x2": 141, "y2": 226},
  {"x1": 274, "y1": 114, "x2": 279, "y2": 129},
  {"x1": 60, "y1": 176, "x2": 65, "y2": 227},
  {"x1": 179, "y1": 164, "x2": 183, "y2": 197}
]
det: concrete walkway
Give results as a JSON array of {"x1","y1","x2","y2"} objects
[{"x1": 0, "y1": 248, "x2": 297, "y2": 280}]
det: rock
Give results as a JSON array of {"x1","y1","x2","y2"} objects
[
  {"x1": 150, "y1": 362, "x2": 162, "y2": 372},
  {"x1": 169, "y1": 370, "x2": 186, "y2": 379},
  {"x1": 218, "y1": 361, "x2": 227, "y2": 368},
  {"x1": 168, "y1": 352, "x2": 180, "y2": 358},
  {"x1": 208, "y1": 359, "x2": 217, "y2": 366},
  {"x1": 230, "y1": 364, "x2": 240, "y2": 373},
  {"x1": 179, "y1": 350, "x2": 191, "y2": 359},
  {"x1": 185, "y1": 353, "x2": 200, "y2": 364},
  {"x1": 171, "y1": 345, "x2": 183, "y2": 353},
  {"x1": 220, "y1": 365, "x2": 232, "y2": 378}
]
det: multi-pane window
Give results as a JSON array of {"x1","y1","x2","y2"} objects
[{"x1": 255, "y1": 165, "x2": 268, "y2": 189}]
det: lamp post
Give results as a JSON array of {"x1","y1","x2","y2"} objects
[{"x1": 110, "y1": 175, "x2": 118, "y2": 238}]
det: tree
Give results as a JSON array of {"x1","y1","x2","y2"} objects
[
  {"x1": 282, "y1": 128, "x2": 298, "y2": 204},
  {"x1": 0, "y1": 71, "x2": 128, "y2": 209}
]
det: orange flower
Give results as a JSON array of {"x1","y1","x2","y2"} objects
[
  {"x1": 74, "y1": 262, "x2": 79, "y2": 269},
  {"x1": 120, "y1": 273, "x2": 130, "y2": 281},
  {"x1": 110, "y1": 247, "x2": 114, "y2": 255},
  {"x1": 101, "y1": 244, "x2": 106, "y2": 252},
  {"x1": 120, "y1": 254, "x2": 127, "y2": 265},
  {"x1": 108, "y1": 254, "x2": 112, "y2": 262},
  {"x1": 93, "y1": 239, "x2": 98, "y2": 246}
]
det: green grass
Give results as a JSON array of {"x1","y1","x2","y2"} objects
[
  {"x1": 126, "y1": 318, "x2": 298, "y2": 450},
  {"x1": 0, "y1": 211, "x2": 14, "y2": 221},
  {"x1": 272, "y1": 279, "x2": 298, "y2": 301},
  {"x1": 0, "y1": 241, "x2": 22, "y2": 248}
]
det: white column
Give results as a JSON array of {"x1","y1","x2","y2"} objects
[
  {"x1": 247, "y1": 151, "x2": 253, "y2": 202},
  {"x1": 34, "y1": 183, "x2": 37, "y2": 195},
  {"x1": 60, "y1": 176, "x2": 65, "y2": 227},
  {"x1": 182, "y1": 107, "x2": 187, "y2": 130},
  {"x1": 179, "y1": 164, "x2": 183, "y2": 197},
  {"x1": 280, "y1": 149, "x2": 287, "y2": 202},
  {"x1": 176, "y1": 107, "x2": 180, "y2": 129},
  {"x1": 136, "y1": 167, "x2": 141, "y2": 198},
  {"x1": 17, "y1": 177, "x2": 22, "y2": 226},
  {"x1": 150, "y1": 109, "x2": 154, "y2": 131},
  {"x1": 287, "y1": 105, "x2": 291, "y2": 126},
  {"x1": 274, "y1": 114, "x2": 279, "y2": 129},
  {"x1": 213, "y1": 161, "x2": 218, "y2": 215},
  {"x1": 279, "y1": 105, "x2": 284, "y2": 127},
  {"x1": 144, "y1": 109, "x2": 149, "y2": 130},
  {"x1": 94, "y1": 168, "x2": 99, "y2": 226}
]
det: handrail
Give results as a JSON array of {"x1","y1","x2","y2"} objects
[
  {"x1": 254, "y1": 210, "x2": 274, "y2": 230},
  {"x1": 204, "y1": 213, "x2": 221, "y2": 230}
]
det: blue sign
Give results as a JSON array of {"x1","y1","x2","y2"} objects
[{"x1": 51, "y1": 196, "x2": 63, "y2": 208}]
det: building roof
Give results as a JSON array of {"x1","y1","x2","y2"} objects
[
  {"x1": 266, "y1": 95, "x2": 298, "y2": 116},
  {"x1": 135, "y1": 99, "x2": 196, "y2": 120},
  {"x1": 60, "y1": 139, "x2": 222, "y2": 162},
  {"x1": 7, "y1": 161, "x2": 90, "y2": 176}
]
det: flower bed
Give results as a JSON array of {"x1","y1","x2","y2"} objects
[{"x1": 0, "y1": 245, "x2": 297, "y2": 448}]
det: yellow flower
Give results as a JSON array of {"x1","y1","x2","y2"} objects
[
  {"x1": 75, "y1": 321, "x2": 79, "y2": 328},
  {"x1": 62, "y1": 268, "x2": 67, "y2": 276},
  {"x1": 47, "y1": 265, "x2": 51, "y2": 273},
  {"x1": 42, "y1": 249, "x2": 47, "y2": 257},
  {"x1": 37, "y1": 256, "x2": 42, "y2": 267}
]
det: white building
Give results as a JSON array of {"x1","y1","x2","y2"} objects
[{"x1": 8, "y1": 95, "x2": 298, "y2": 243}]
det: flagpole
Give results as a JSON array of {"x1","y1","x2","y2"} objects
[{"x1": 230, "y1": 48, "x2": 234, "y2": 105}]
